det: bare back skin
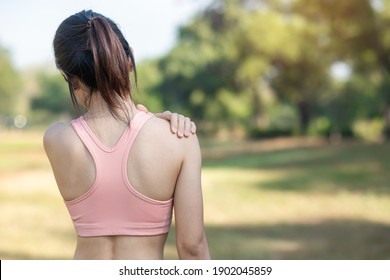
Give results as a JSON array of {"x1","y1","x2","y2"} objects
[{"x1": 44, "y1": 108, "x2": 209, "y2": 259}]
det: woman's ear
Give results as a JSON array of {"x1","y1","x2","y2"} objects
[{"x1": 71, "y1": 76, "x2": 81, "y2": 90}]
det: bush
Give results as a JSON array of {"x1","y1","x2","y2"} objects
[
  {"x1": 308, "y1": 117, "x2": 331, "y2": 137},
  {"x1": 249, "y1": 127, "x2": 293, "y2": 139},
  {"x1": 352, "y1": 119, "x2": 384, "y2": 142}
]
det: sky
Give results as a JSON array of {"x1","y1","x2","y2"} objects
[{"x1": 0, "y1": 0, "x2": 211, "y2": 69}]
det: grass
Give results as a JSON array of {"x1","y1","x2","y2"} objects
[{"x1": 0, "y1": 131, "x2": 389, "y2": 259}]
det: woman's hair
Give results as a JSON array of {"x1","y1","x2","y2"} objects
[{"x1": 53, "y1": 10, "x2": 136, "y2": 121}]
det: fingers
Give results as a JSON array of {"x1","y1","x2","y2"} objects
[
  {"x1": 154, "y1": 111, "x2": 179, "y2": 134},
  {"x1": 154, "y1": 110, "x2": 197, "y2": 138},
  {"x1": 176, "y1": 116, "x2": 196, "y2": 138},
  {"x1": 154, "y1": 111, "x2": 171, "y2": 120},
  {"x1": 184, "y1": 117, "x2": 191, "y2": 137},
  {"x1": 190, "y1": 121, "x2": 197, "y2": 134},
  {"x1": 169, "y1": 113, "x2": 179, "y2": 135}
]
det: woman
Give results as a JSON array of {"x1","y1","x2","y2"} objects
[{"x1": 43, "y1": 10, "x2": 210, "y2": 260}]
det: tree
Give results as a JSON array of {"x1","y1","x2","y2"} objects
[
  {"x1": 31, "y1": 72, "x2": 75, "y2": 116},
  {"x1": 146, "y1": 0, "x2": 390, "y2": 139},
  {"x1": 156, "y1": 0, "x2": 334, "y2": 135},
  {"x1": 0, "y1": 46, "x2": 21, "y2": 116},
  {"x1": 236, "y1": 3, "x2": 333, "y2": 133},
  {"x1": 291, "y1": 0, "x2": 390, "y2": 137},
  {"x1": 156, "y1": 1, "x2": 251, "y2": 135},
  {"x1": 133, "y1": 59, "x2": 165, "y2": 113}
]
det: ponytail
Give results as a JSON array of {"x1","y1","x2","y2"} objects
[
  {"x1": 87, "y1": 17, "x2": 131, "y2": 121},
  {"x1": 53, "y1": 10, "x2": 137, "y2": 122}
]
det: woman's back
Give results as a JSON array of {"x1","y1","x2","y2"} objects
[
  {"x1": 44, "y1": 109, "x2": 207, "y2": 259},
  {"x1": 46, "y1": 10, "x2": 209, "y2": 259}
]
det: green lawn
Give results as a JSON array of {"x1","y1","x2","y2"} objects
[{"x1": 1, "y1": 131, "x2": 389, "y2": 259}]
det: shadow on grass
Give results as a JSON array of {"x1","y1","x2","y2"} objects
[
  {"x1": 166, "y1": 219, "x2": 390, "y2": 260},
  {"x1": 203, "y1": 142, "x2": 390, "y2": 170},
  {"x1": 203, "y1": 142, "x2": 390, "y2": 195},
  {"x1": 2, "y1": 219, "x2": 389, "y2": 260}
]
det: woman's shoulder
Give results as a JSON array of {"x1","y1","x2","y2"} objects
[
  {"x1": 145, "y1": 116, "x2": 172, "y2": 134},
  {"x1": 143, "y1": 115, "x2": 201, "y2": 155},
  {"x1": 43, "y1": 121, "x2": 79, "y2": 155},
  {"x1": 146, "y1": 115, "x2": 199, "y2": 143}
]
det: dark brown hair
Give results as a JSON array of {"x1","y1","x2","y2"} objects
[{"x1": 53, "y1": 10, "x2": 136, "y2": 121}]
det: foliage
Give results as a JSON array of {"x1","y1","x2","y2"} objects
[
  {"x1": 290, "y1": 0, "x2": 390, "y2": 137},
  {"x1": 31, "y1": 72, "x2": 75, "y2": 116},
  {"x1": 156, "y1": 3, "x2": 246, "y2": 134},
  {"x1": 3, "y1": 0, "x2": 390, "y2": 140},
  {"x1": 352, "y1": 118, "x2": 384, "y2": 142},
  {"x1": 0, "y1": 46, "x2": 21, "y2": 116},
  {"x1": 150, "y1": 0, "x2": 390, "y2": 138},
  {"x1": 133, "y1": 60, "x2": 165, "y2": 113}
]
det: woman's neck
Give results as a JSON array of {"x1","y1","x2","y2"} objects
[{"x1": 83, "y1": 93, "x2": 136, "y2": 122}]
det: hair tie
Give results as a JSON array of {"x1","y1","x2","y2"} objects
[
  {"x1": 87, "y1": 18, "x2": 96, "y2": 29},
  {"x1": 84, "y1": 9, "x2": 95, "y2": 29}
]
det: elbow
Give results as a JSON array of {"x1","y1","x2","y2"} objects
[{"x1": 177, "y1": 234, "x2": 210, "y2": 260}]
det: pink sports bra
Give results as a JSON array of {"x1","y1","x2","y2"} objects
[{"x1": 65, "y1": 111, "x2": 173, "y2": 237}]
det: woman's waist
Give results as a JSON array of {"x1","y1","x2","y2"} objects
[{"x1": 74, "y1": 234, "x2": 168, "y2": 259}]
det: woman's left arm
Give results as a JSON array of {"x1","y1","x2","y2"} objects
[{"x1": 136, "y1": 104, "x2": 196, "y2": 138}]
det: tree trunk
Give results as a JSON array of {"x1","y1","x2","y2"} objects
[
  {"x1": 384, "y1": 106, "x2": 390, "y2": 140},
  {"x1": 379, "y1": 68, "x2": 390, "y2": 141},
  {"x1": 298, "y1": 100, "x2": 310, "y2": 134}
]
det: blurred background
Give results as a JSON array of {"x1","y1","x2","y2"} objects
[{"x1": 0, "y1": 0, "x2": 389, "y2": 259}]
